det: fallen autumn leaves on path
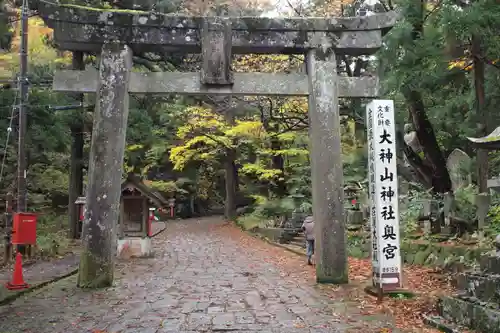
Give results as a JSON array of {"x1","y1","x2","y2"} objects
[{"x1": 219, "y1": 222, "x2": 461, "y2": 333}]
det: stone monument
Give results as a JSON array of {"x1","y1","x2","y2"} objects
[{"x1": 446, "y1": 148, "x2": 472, "y2": 191}]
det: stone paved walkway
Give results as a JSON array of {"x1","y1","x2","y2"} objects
[{"x1": 0, "y1": 217, "x2": 396, "y2": 333}]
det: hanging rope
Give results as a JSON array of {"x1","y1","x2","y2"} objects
[{"x1": 0, "y1": 89, "x2": 19, "y2": 184}]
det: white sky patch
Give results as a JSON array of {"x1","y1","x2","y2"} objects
[
  {"x1": 261, "y1": 0, "x2": 382, "y2": 17},
  {"x1": 260, "y1": 0, "x2": 308, "y2": 17},
  {"x1": 259, "y1": 0, "x2": 380, "y2": 70}
]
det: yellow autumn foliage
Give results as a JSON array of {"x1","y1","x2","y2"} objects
[
  {"x1": 240, "y1": 163, "x2": 282, "y2": 181},
  {"x1": 225, "y1": 121, "x2": 265, "y2": 140},
  {"x1": 170, "y1": 105, "x2": 271, "y2": 170}
]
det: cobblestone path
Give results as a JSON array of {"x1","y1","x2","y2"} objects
[{"x1": 0, "y1": 217, "x2": 395, "y2": 333}]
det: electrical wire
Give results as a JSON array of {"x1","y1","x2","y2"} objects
[
  {"x1": 6, "y1": 12, "x2": 38, "y2": 24},
  {"x1": 0, "y1": 103, "x2": 92, "y2": 110},
  {"x1": 0, "y1": 89, "x2": 19, "y2": 184},
  {"x1": 0, "y1": 79, "x2": 53, "y2": 85}
]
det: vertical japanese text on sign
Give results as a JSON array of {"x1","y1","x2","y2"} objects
[
  {"x1": 365, "y1": 100, "x2": 402, "y2": 291},
  {"x1": 367, "y1": 107, "x2": 379, "y2": 275}
]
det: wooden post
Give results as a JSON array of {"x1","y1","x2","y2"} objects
[
  {"x1": 78, "y1": 42, "x2": 132, "y2": 288},
  {"x1": 68, "y1": 51, "x2": 85, "y2": 239},
  {"x1": 119, "y1": 197, "x2": 125, "y2": 239},
  {"x1": 443, "y1": 192, "x2": 454, "y2": 234},
  {"x1": 142, "y1": 197, "x2": 148, "y2": 236},
  {"x1": 476, "y1": 193, "x2": 490, "y2": 240},
  {"x1": 307, "y1": 46, "x2": 348, "y2": 284}
]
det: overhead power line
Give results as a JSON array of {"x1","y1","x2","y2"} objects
[{"x1": 0, "y1": 89, "x2": 18, "y2": 184}]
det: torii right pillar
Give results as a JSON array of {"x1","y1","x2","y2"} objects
[{"x1": 307, "y1": 45, "x2": 347, "y2": 284}]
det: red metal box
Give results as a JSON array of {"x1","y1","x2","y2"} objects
[{"x1": 12, "y1": 212, "x2": 37, "y2": 245}]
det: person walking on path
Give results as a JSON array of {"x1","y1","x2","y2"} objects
[{"x1": 301, "y1": 215, "x2": 315, "y2": 265}]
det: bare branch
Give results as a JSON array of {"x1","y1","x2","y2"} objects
[
  {"x1": 423, "y1": 0, "x2": 444, "y2": 22},
  {"x1": 480, "y1": 56, "x2": 500, "y2": 71},
  {"x1": 286, "y1": 0, "x2": 303, "y2": 16}
]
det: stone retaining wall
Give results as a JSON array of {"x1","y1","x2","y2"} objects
[
  {"x1": 255, "y1": 227, "x2": 488, "y2": 272},
  {"x1": 347, "y1": 231, "x2": 488, "y2": 271},
  {"x1": 252, "y1": 227, "x2": 299, "y2": 244}
]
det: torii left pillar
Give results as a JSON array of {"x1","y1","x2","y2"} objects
[
  {"x1": 78, "y1": 42, "x2": 132, "y2": 288},
  {"x1": 307, "y1": 44, "x2": 347, "y2": 284}
]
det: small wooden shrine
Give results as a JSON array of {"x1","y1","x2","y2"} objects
[
  {"x1": 75, "y1": 174, "x2": 168, "y2": 239},
  {"x1": 119, "y1": 174, "x2": 168, "y2": 238}
]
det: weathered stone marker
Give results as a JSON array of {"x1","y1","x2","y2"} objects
[
  {"x1": 446, "y1": 148, "x2": 472, "y2": 191},
  {"x1": 35, "y1": 1, "x2": 397, "y2": 286}
]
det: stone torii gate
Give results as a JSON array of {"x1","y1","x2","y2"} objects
[{"x1": 35, "y1": 1, "x2": 397, "y2": 287}]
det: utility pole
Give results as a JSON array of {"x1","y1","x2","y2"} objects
[
  {"x1": 17, "y1": 0, "x2": 29, "y2": 214},
  {"x1": 68, "y1": 51, "x2": 85, "y2": 239}
]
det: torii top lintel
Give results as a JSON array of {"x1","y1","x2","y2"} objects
[{"x1": 34, "y1": 0, "x2": 399, "y2": 56}]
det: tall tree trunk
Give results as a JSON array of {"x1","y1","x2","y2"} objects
[
  {"x1": 403, "y1": 0, "x2": 452, "y2": 193},
  {"x1": 68, "y1": 51, "x2": 85, "y2": 239},
  {"x1": 224, "y1": 148, "x2": 237, "y2": 220},
  {"x1": 404, "y1": 90, "x2": 452, "y2": 193},
  {"x1": 270, "y1": 124, "x2": 286, "y2": 197},
  {"x1": 471, "y1": 35, "x2": 488, "y2": 193},
  {"x1": 224, "y1": 101, "x2": 237, "y2": 220}
]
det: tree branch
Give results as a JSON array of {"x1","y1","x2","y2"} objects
[
  {"x1": 423, "y1": 0, "x2": 444, "y2": 22},
  {"x1": 480, "y1": 55, "x2": 500, "y2": 71},
  {"x1": 270, "y1": 119, "x2": 308, "y2": 137},
  {"x1": 286, "y1": 0, "x2": 303, "y2": 16},
  {"x1": 395, "y1": 130, "x2": 433, "y2": 188}
]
